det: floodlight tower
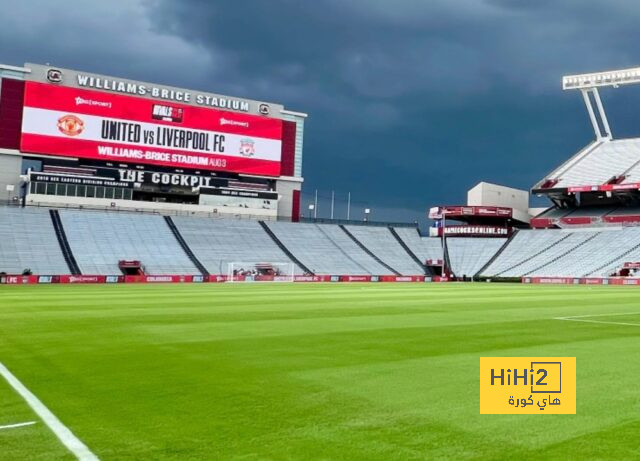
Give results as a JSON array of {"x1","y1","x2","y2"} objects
[{"x1": 563, "y1": 66, "x2": 640, "y2": 141}]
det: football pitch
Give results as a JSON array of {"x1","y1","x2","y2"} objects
[{"x1": 1, "y1": 283, "x2": 640, "y2": 460}]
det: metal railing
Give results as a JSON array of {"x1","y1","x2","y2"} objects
[
  {"x1": 3, "y1": 202, "x2": 418, "y2": 227},
  {"x1": 294, "y1": 216, "x2": 418, "y2": 228},
  {"x1": 20, "y1": 201, "x2": 279, "y2": 221}
]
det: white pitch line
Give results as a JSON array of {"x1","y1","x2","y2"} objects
[
  {"x1": 0, "y1": 361, "x2": 99, "y2": 460},
  {"x1": 0, "y1": 421, "x2": 36, "y2": 430},
  {"x1": 555, "y1": 318, "x2": 640, "y2": 327},
  {"x1": 555, "y1": 311, "x2": 640, "y2": 320}
]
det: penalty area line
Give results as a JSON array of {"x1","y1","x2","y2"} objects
[
  {"x1": 554, "y1": 312, "x2": 640, "y2": 327},
  {"x1": 0, "y1": 421, "x2": 36, "y2": 430},
  {"x1": 555, "y1": 311, "x2": 640, "y2": 320},
  {"x1": 0, "y1": 361, "x2": 99, "y2": 460}
]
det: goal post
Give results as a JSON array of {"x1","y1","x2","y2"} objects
[{"x1": 227, "y1": 262, "x2": 296, "y2": 282}]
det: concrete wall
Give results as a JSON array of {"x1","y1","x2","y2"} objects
[
  {"x1": 467, "y1": 182, "x2": 528, "y2": 209},
  {"x1": 0, "y1": 151, "x2": 22, "y2": 204},
  {"x1": 25, "y1": 193, "x2": 278, "y2": 220},
  {"x1": 468, "y1": 181, "x2": 530, "y2": 222},
  {"x1": 276, "y1": 178, "x2": 302, "y2": 219}
]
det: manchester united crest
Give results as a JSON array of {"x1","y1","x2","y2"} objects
[{"x1": 57, "y1": 114, "x2": 85, "y2": 136}]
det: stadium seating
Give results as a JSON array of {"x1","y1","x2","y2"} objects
[
  {"x1": 504, "y1": 231, "x2": 601, "y2": 276},
  {"x1": 525, "y1": 229, "x2": 625, "y2": 277},
  {"x1": 563, "y1": 206, "x2": 618, "y2": 218},
  {"x1": 12, "y1": 203, "x2": 640, "y2": 280},
  {"x1": 587, "y1": 228, "x2": 640, "y2": 276},
  {"x1": 535, "y1": 207, "x2": 572, "y2": 220},
  {"x1": 0, "y1": 206, "x2": 69, "y2": 274},
  {"x1": 314, "y1": 224, "x2": 397, "y2": 274},
  {"x1": 266, "y1": 222, "x2": 394, "y2": 275},
  {"x1": 533, "y1": 205, "x2": 640, "y2": 228},
  {"x1": 344, "y1": 225, "x2": 425, "y2": 274},
  {"x1": 59, "y1": 210, "x2": 200, "y2": 275},
  {"x1": 543, "y1": 139, "x2": 640, "y2": 188},
  {"x1": 478, "y1": 228, "x2": 640, "y2": 277},
  {"x1": 447, "y1": 238, "x2": 506, "y2": 277},
  {"x1": 172, "y1": 217, "x2": 302, "y2": 275},
  {"x1": 617, "y1": 150, "x2": 640, "y2": 184},
  {"x1": 606, "y1": 206, "x2": 640, "y2": 217},
  {"x1": 393, "y1": 227, "x2": 443, "y2": 263},
  {"x1": 481, "y1": 230, "x2": 574, "y2": 276}
]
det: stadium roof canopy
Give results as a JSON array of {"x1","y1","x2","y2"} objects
[
  {"x1": 534, "y1": 66, "x2": 640, "y2": 199},
  {"x1": 533, "y1": 138, "x2": 640, "y2": 193}
]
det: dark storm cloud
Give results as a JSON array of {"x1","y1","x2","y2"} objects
[
  {"x1": 0, "y1": 1, "x2": 219, "y2": 89},
  {"x1": 148, "y1": 0, "x2": 640, "y2": 218},
  {"x1": 3, "y1": 0, "x2": 640, "y2": 221}
]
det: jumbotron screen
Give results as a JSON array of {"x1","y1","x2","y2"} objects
[{"x1": 20, "y1": 81, "x2": 283, "y2": 176}]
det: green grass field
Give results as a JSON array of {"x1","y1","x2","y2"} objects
[{"x1": 1, "y1": 283, "x2": 640, "y2": 460}]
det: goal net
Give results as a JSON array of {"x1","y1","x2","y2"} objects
[{"x1": 227, "y1": 262, "x2": 296, "y2": 282}]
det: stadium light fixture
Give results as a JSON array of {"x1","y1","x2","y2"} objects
[
  {"x1": 560, "y1": 65, "x2": 637, "y2": 139},
  {"x1": 563, "y1": 66, "x2": 640, "y2": 90}
]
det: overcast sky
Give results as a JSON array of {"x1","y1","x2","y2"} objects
[{"x1": 2, "y1": 0, "x2": 640, "y2": 222}]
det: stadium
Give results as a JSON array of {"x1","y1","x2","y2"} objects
[
  {"x1": 3, "y1": 64, "x2": 640, "y2": 284},
  {"x1": 2, "y1": 59, "x2": 640, "y2": 459}
]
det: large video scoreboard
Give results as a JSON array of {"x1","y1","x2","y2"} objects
[
  {"x1": 20, "y1": 79, "x2": 284, "y2": 176},
  {"x1": 0, "y1": 62, "x2": 304, "y2": 219}
]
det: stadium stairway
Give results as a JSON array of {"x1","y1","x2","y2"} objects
[
  {"x1": 443, "y1": 237, "x2": 453, "y2": 277},
  {"x1": 49, "y1": 209, "x2": 81, "y2": 275},
  {"x1": 587, "y1": 238, "x2": 640, "y2": 277},
  {"x1": 258, "y1": 221, "x2": 313, "y2": 274},
  {"x1": 0, "y1": 206, "x2": 70, "y2": 275},
  {"x1": 339, "y1": 225, "x2": 401, "y2": 275},
  {"x1": 59, "y1": 210, "x2": 201, "y2": 275},
  {"x1": 265, "y1": 222, "x2": 392, "y2": 275},
  {"x1": 388, "y1": 227, "x2": 429, "y2": 275},
  {"x1": 489, "y1": 233, "x2": 573, "y2": 277},
  {"x1": 474, "y1": 230, "x2": 519, "y2": 277},
  {"x1": 447, "y1": 238, "x2": 507, "y2": 279},
  {"x1": 522, "y1": 232, "x2": 601, "y2": 276},
  {"x1": 392, "y1": 227, "x2": 443, "y2": 265},
  {"x1": 344, "y1": 225, "x2": 425, "y2": 275},
  {"x1": 164, "y1": 216, "x2": 209, "y2": 276},
  {"x1": 172, "y1": 218, "x2": 304, "y2": 276}
]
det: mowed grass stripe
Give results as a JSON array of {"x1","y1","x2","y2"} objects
[
  {"x1": 0, "y1": 283, "x2": 639, "y2": 459},
  {"x1": 1, "y1": 282, "x2": 634, "y2": 301}
]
